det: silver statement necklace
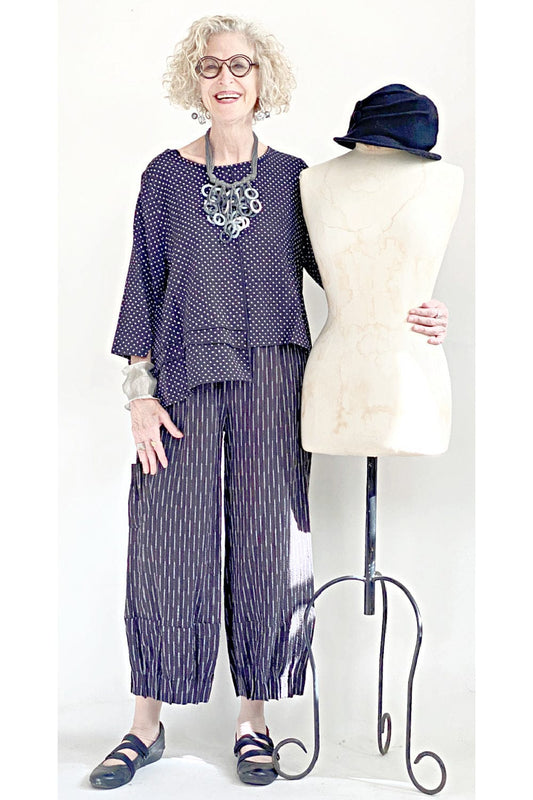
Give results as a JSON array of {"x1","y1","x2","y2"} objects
[{"x1": 201, "y1": 129, "x2": 263, "y2": 240}]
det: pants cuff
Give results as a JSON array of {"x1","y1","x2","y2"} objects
[{"x1": 126, "y1": 615, "x2": 218, "y2": 705}]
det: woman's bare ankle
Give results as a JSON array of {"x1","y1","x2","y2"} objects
[{"x1": 129, "y1": 723, "x2": 160, "y2": 745}]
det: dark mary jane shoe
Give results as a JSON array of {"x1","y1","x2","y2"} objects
[
  {"x1": 234, "y1": 726, "x2": 280, "y2": 786},
  {"x1": 89, "y1": 721, "x2": 165, "y2": 789}
]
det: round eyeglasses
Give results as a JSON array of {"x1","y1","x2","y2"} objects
[{"x1": 195, "y1": 54, "x2": 259, "y2": 79}]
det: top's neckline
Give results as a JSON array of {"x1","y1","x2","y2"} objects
[{"x1": 172, "y1": 145, "x2": 272, "y2": 168}]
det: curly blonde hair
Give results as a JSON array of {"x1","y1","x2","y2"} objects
[{"x1": 162, "y1": 14, "x2": 296, "y2": 117}]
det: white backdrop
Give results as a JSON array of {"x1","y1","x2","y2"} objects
[{"x1": 59, "y1": 0, "x2": 474, "y2": 795}]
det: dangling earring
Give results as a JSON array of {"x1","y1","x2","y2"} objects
[
  {"x1": 254, "y1": 99, "x2": 271, "y2": 122},
  {"x1": 192, "y1": 107, "x2": 210, "y2": 124}
]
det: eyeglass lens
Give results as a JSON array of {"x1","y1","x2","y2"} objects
[{"x1": 198, "y1": 55, "x2": 254, "y2": 78}]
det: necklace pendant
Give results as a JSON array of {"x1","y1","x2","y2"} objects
[{"x1": 200, "y1": 130, "x2": 264, "y2": 241}]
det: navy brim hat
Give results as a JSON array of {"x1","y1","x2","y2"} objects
[
  {"x1": 334, "y1": 84, "x2": 442, "y2": 161},
  {"x1": 333, "y1": 134, "x2": 441, "y2": 160}
]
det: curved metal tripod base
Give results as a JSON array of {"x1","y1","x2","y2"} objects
[
  {"x1": 410, "y1": 751, "x2": 447, "y2": 795},
  {"x1": 377, "y1": 576, "x2": 392, "y2": 755},
  {"x1": 270, "y1": 737, "x2": 310, "y2": 780},
  {"x1": 273, "y1": 573, "x2": 447, "y2": 795},
  {"x1": 378, "y1": 712, "x2": 392, "y2": 755},
  {"x1": 375, "y1": 575, "x2": 447, "y2": 795},
  {"x1": 272, "y1": 574, "x2": 360, "y2": 779}
]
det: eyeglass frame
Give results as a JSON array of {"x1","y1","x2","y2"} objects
[{"x1": 195, "y1": 54, "x2": 259, "y2": 79}]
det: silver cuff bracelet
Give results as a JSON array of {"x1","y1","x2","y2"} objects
[{"x1": 122, "y1": 360, "x2": 157, "y2": 410}]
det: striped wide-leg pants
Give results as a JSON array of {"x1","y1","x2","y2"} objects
[{"x1": 124, "y1": 344, "x2": 316, "y2": 705}]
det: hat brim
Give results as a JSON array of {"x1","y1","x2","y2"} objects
[{"x1": 333, "y1": 134, "x2": 441, "y2": 161}]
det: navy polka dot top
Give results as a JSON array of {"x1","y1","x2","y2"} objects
[{"x1": 110, "y1": 143, "x2": 323, "y2": 407}]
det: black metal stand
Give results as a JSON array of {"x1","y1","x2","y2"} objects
[{"x1": 272, "y1": 456, "x2": 447, "y2": 794}]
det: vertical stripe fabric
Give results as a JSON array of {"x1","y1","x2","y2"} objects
[{"x1": 125, "y1": 344, "x2": 316, "y2": 705}]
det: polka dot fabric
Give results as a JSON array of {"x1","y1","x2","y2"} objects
[{"x1": 110, "y1": 143, "x2": 323, "y2": 407}]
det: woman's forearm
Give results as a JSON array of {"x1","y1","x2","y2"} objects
[{"x1": 131, "y1": 350, "x2": 152, "y2": 364}]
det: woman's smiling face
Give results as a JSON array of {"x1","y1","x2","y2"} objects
[{"x1": 198, "y1": 32, "x2": 259, "y2": 125}]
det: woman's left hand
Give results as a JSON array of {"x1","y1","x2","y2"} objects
[{"x1": 407, "y1": 299, "x2": 449, "y2": 345}]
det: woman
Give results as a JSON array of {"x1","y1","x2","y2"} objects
[{"x1": 90, "y1": 14, "x2": 449, "y2": 790}]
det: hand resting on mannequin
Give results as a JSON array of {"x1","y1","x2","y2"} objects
[{"x1": 407, "y1": 299, "x2": 449, "y2": 345}]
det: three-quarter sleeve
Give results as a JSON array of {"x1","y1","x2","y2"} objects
[
  {"x1": 111, "y1": 167, "x2": 167, "y2": 364},
  {"x1": 301, "y1": 225, "x2": 323, "y2": 288},
  {"x1": 296, "y1": 159, "x2": 323, "y2": 290}
]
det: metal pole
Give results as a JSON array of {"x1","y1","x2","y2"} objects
[{"x1": 364, "y1": 456, "x2": 377, "y2": 615}]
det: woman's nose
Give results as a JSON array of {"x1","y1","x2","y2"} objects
[{"x1": 217, "y1": 63, "x2": 236, "y2": 81}]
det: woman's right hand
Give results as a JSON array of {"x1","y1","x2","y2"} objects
[{"x1": 130, "y1": 397, "x2": 184, "y2": 474}]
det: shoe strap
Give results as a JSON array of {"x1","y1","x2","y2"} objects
[
  {"x1": 106, "y1": 735, "x2": 149, "y2": 761},
  {"x1": 103, "y1": 750, "x2": 136, "y2": 779},
  {"x1": 120, "y1": 733, "x2": 150, "y2": 758},
  {"x1": 234, "y1": 732, "x2": 274, "y2": 757},
  {"x1": 235, "y1": 729, "x2": 273, "y2": 745},
  {"x1": 236, "y1": 748, "x2": 275, "y2": 766}
]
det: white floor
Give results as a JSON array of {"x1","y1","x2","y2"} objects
[{"x1": 59, "y1": 700, "x2": 474, "y2": 800}]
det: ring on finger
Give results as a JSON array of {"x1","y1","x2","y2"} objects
[
  {"x1": 150, "y1": 439, "x2": 161, "y2": 447},
  {"x1": 136, "y1": 442, "x2": 146, "y2": 451}
]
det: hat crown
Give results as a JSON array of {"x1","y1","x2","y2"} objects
[{"x1": 336, "y1": 83, "x2": 441, "y2": 160}]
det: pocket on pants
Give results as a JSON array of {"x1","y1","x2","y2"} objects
[{"x1": 128, "y1": 459, "x2": 151, "y2": 531}]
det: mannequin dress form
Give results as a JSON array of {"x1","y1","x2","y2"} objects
[
  {"x1": 299, "y1": 143, "x2": 463, "y2": 455},
  {"x1": 271, "y1": 143, "x2": 463, "y2": 794}
]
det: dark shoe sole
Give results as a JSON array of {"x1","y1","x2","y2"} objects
[{"x1": 237, "y1": 767, "x2": 279, "y2": 786}]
